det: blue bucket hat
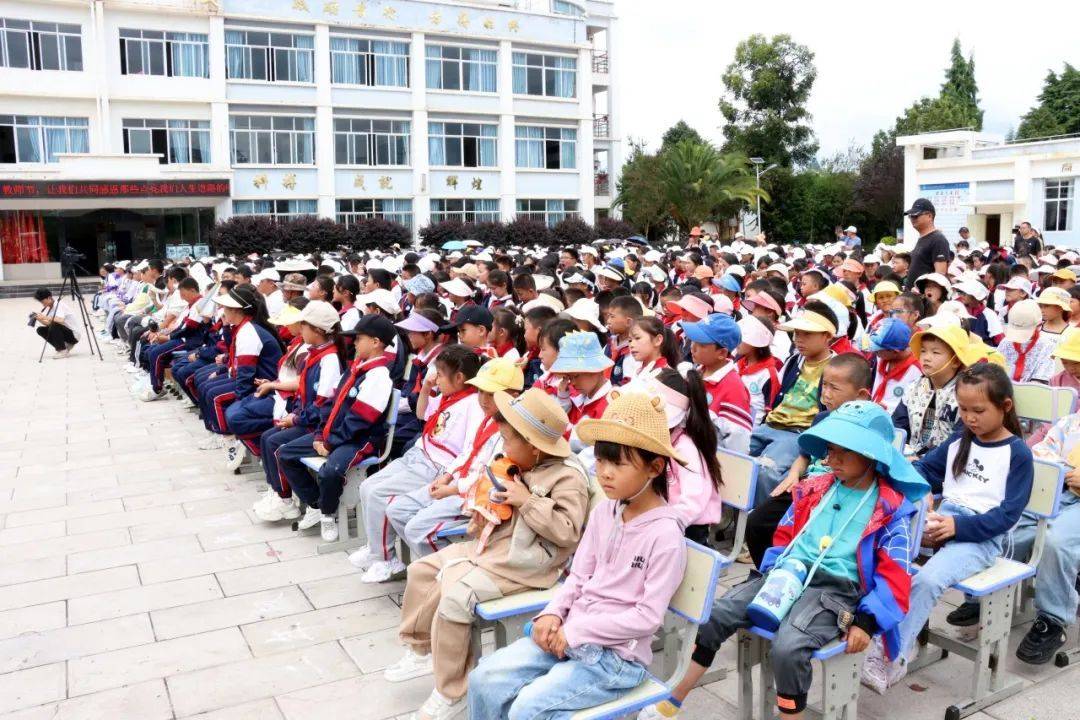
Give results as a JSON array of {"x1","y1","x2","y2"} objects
[
  {"x1": 682, "y1": 313, "x2": 741, "y2": 352},
  {"x1": 797, "y1": 400, "x2": 929, "y2": 502},
  {"x1": 861, "y1": 317, "x2": 913, "y2": 353},
  {"x1": 404, "y1": 274, "x2": 436, "y2": 296},
  {"x1": 549, "y1": 331, "x2": 615, "y2": 373},
  {"x1": 717, "y1": 274, "x2": 742, "y2": 293}
]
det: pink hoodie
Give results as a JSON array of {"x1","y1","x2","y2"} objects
[
  {"x1": 667, "y1": 429, "x2": 723, "y2": 527},
  {"x1": 538, "y1": 500, "x2": 686, "y2": 666}
]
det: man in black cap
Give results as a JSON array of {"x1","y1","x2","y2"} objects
[{"x1": 902, "y1": 198, "x2": 950, "y2": 291}]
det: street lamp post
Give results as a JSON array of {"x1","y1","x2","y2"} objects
[{"x1": 749, "y1": 157, "x2": 778, "y2": 234}]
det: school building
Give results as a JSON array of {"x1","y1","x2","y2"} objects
[
  {"x1": 898, "y1": 129, "x2": 1079, "y2": 249},
  {"x1": 0, "y1": 0, "x2": 622, "y2": 280}
]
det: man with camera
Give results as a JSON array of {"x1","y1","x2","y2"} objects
[{"x1": 31, "y1": 288, "x2": 81, "y2": 359}]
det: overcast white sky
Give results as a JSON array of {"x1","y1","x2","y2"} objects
[{"x1": 614, "y1": 0, "x2": 1080, "y2": 159}]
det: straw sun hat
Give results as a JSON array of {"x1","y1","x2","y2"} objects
[
  {"x1": 494, "y1": 388, "x2": 571, "y2": 458},
  {"x1": 577, "y1": 391, "x2": 687, "y2": 465}
]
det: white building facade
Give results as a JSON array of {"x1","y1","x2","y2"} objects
[
  {"x1": 898, "y1": 130, "x2": 1078, "y2": 248},
  {"x1": 0, "y1": 0, "x2": 621, "y2": 279}
]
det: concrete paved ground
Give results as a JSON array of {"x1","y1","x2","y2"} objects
[{"x1": 0, "y1": 297, "x2": 1075, "y2": 719}]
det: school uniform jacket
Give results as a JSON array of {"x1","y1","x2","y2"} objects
[
  {"x1": 230, "y1": 320, "x2": 284, "y2": 399},
  {"x1": 403, "y1": 343, "x2": 445, "y2": 414},
  {"x1": 169, "y1": 297, "x2": 209, "y2": 350},
  {"x1": 292, "y1": 342, "x2": 343, "y2": 430},
  {"x1": 320, "y1": 355, "x2": 394, "y2": 451},
  {"x1": 763, "y1": 472, "x2": 917, "y2": 661},
  {"x1": 701, "y1": 363, "x2": 752, "y2": 454},
  {"x1": 420, "y1": 387, "x2": 485, "y2": 469}
]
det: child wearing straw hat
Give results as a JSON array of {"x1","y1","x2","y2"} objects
[
  {"x1": 469, "y1": 391, "x2": 688, "y2": 720},
  {"x1": 389, "y1": 388, "x2": 590, "y2": 720}
]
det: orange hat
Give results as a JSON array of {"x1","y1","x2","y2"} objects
[
  {"x1": 839, "y1": 258, "x2": 865, "y2": 275},
  {"x1": 689, "y1": 226, "x2": 703, "y2": 237},
  {"x1": 693, "y1": 265, "x2": 715, "y2": 280}
]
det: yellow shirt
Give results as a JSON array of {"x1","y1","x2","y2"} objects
[{"x1": 765, "y1": 356, "x2": 829, "y2": 430}]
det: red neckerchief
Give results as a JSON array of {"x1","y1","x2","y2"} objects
[
  {"x1": 1012, "y1": 329, "x2": 1041, "y2": 382},
  {"x1": 608, "y1": 335, "x2": 630, "y2": 361},
  {"x1": 321, "y1": 355, "x2": 391, "y2": 441},
  {"x1": 423, "y1": 387, "x2": 477, "y2": 439},
  {"x1": 337, "y1": 303, "x2": 354, "y2": 317},
  {"x1": 276, "y1": 336, "x2": 304, "y2": 371},
  {"x1": 872, "y1": 354, "x2": 921, "y2": 404},
  {"x1": 454, "y1": 416, "x2": 499, "y2": 479},
  {"x1": 227, "y1": 317, "x2": 251, "y2": 370},
  {"x1": 737, "y1": 356, "x2": 780, "y2": 408},
  {"x1": 410, "y1": 343, "x2": 445, "y2": 395},
  {"x1": 297, "y1": 342, "x2": 338, "y2": 409},
  {"x1": 494, "y1": 341, "x2": 516, "y2": 358},
  {"x1": 182, "y1": 296, "x2": 203, "y2": 327}
]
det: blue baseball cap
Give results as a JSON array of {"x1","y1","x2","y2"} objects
[
  {"x1": 717, "y1": 274, "x2": 742, "y2": 293},
  {"x1": 608, "y1": 256, "x2": 625, "y2": 270},
  {"x1": 682, "y1": 313, "x2": 741, "y2": 352},
  {"x1": 797, "y1": 400, "x2": 929, "y2": 502},
  {"x1": 862, "y1": 317, "x2": 912, "y2": 353}
]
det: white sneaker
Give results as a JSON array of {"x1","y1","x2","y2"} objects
[
  {"x1": 125, "y1": 363, "x2": 142, "y2": 373},
  {"x1": 253, "y1": 487, "x2": 278, "y2": 513},
  {"x1": 198, "y1": 434, "x2": 225, "y2": 450},
  {"x1": 139, "y1": 387, "x2": 164, "y2": 402},
  {"x1": 178, "y1": 394, "x2": 195, "y2": 409},
  {"x1": 348, "y1": 546, "x2": 376, "y2": 570},
  {"x1": 320, "y1": 515, "x2": 339, "y2": 542},
  {"x1": 361, "y1": 558, "x2": 406, "y2": 584},
  {"x1": 637, "y1": 702, "x2": 681, "y2": 719},
  {"x1": 411, "y1": 689, "x2": 463, "y2": 720},
  {"x1": 225, "y1": 441, "x2": 247, "y2": 471},
  {"x1": 51, "y1": 348, "x2": 70, "y2": 360},
  {"x1": 254, "y1": 494, "x2": 301, "y2": 522},
  {"x1": 385, "y1": 647, "x2": 434, "y2": 682},
  {"x1": 297, "y1": 506, "x2": 323, "y2": 531}
]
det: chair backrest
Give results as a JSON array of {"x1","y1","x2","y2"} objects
[
  {"x1": 908, "y1": 496, "x2": 928, "y2": 561},
  {"x1": 669, "y1": 539, "x2": 725, "y2": 624},
  {"x1": 1027, "y1": 458, "x2": 1064, "y2": 519},
  {"x1": 376, "y1": 389, "x2": 402, "y2": 463},
  {"x1": 716, "y1": 448, "x2": 757, "y2": 512},
  {"x1": 893, "y1": 428, "x2": 907, "y2": 452},
  {"x1": 1014, "y1": 383, "x2": 1078, "y2": 424}
]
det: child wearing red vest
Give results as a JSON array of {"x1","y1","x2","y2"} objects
[{"x1": 861, "y1": 317, "x2": 921, "y2": 414}]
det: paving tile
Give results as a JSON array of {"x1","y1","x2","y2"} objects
[
  {"x1": 0, "y1": 520, "x2": 67, "y2": 546},
  {"x1": 299, "y1": 573, "x2": 406, "y2": 609},
  {"x1": 0, "y1": 566, "x2": 140, "y2": 612},
  {"x1": 152, "y1": 586, "x2": 314, "y2": 640},
  {"x1": 0, "y1": 613, "x2": 154, "y2": 674},
  {"x1": 0, "y1": 601, "x2": 67, "y2": 642},
  {"x1": 166, "y1": 641, "x2": 359, "y2": 717},
  {"x1": 137, "y1": 543, "x2": 278, "y2": 584},
  {"x1": 196, "y1": 522, "x2": 299, "y2": 551},
  {"x1": 68, "y1": 627, "x2": 251, "y2": 696},
  {"x1": 66, "y1": 478, "x2": 173, "y2": 504},
  {"x1": 67, "y1": 535, "x2": 203, "y2": 574},
  {"x1": 340, "y1": 627, "x2": 406, "y2": 674},
  {"x1": 68, "y1": 575, "x2": 223, "y2": 625},
  {"x1": 216, "y1": 554, "x2": 356, "y2": 597},
  {"x1": 3, "y1": 679, "x2": 173, "y2": 720},
  {"x1": 123, "y1": 485, "x2": 234, "y2": 511},
  {"x1": 241, "y1": 597, "x2": 400, "y2": 656},
  {"x1": 129, "y1": 510, "x2": 253, "y2": 544},
  {"x1": 0, "y1": 528, "x2": 130, "y2": 565},
  {"x1": 178, "y1": 698, "x2": 284, "y2": 720},
  {"x1": 3, "y1": 499, "x2": 123, "y2": 527},
  {"x1": 0, "y1": 556, "x2": 66, "y2": 589},
  {"x1": 275, "y1": 672, "x2": 433, "y2": 720},
  {"x1": 0, "y1": 662, "x2": 67, "y2": 714},
  {"x1": 66, "y1": 504, "x2": 186, "y2": 535}
]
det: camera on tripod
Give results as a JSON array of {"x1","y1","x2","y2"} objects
[{"x1": 60, "y1": 246, "x2": 86, "y2": 275}]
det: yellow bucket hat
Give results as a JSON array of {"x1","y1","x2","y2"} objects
[
  {"x1": 577, "y1": 391, "x2": 687, "y2": 465},
  {"x1": 1052, "y1": 327, "x2": 1080, "y2": 363},
  {"x1": 467, "y1": 357, "x2": 525, "y2": 393},
  {"x1": 269, "y1": 304, "x2": 304, "y2": 326},
  {"x1": 822, "y1": 283, "x2": 854, "y2": 309},
  {"x1": 869, "y1": 280, "x2": 901, "y2": 302},
  {"x1": 1036, "y1": 286, "x2": 1072, "y2": 312},
  {"x1": 911, "y1": 324, "x2": 984, "y2": 367}
]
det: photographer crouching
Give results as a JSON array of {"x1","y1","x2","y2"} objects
[{"x1": 31, "y1": 288, "x2": 81, "y2": 359}]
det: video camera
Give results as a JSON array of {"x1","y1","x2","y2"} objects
[{"x1": 60, "y1": 245, "x2": 86, "y2": 274}]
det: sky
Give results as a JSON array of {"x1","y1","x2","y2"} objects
[{"x1": 614, "y1": 0, "x2": 1080, "y2": 159}]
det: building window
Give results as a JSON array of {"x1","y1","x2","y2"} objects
[
  {"x1": 0, "y1": 115, "x2": 88, "y2": 163},
  {"x1": 551, "y1": 0, "x2": 586, "y2": 16},
  {"x1": 119, "y1": 29, "x2": 209, "y2": 78},
  {"x1": 515, "y1": 125, "x2": 576, "y2": 169},
  {"x1": 329, "y1": 36, "x2": 408, "y2": 87},
  {"x1": 0, "y1": 18, "x2": 82, "y2": 71},
  {"x1": 431, "y1": 199, "x2": 499, "y2": 224},
  {"x1": 428, "y1": 122, "x2": 496, "y2": 167},
  {"x1": 233, "y1": 199, "x2": 317, "y2": 221},
  {"x1": 336, "y1": 198, "x2": 413, "y2": 228},
  {"x1": 512, "y1": 52, "x2": 576, "y2": 98},
  {"x1": 517, "y1": 198, "x2": 577, "y2": 227},
  {"x1": 122, "y1": 119, "x2": 210, "y2": 164},
  {"x1": 425, "y1": 45, "x2": 496, "y2": 92},
  {"x1": 229, "y1": 115, "x2": 315, "y2": 165},
  {"x1": 225, "y1": 30, "x2": 313, "y2": 83},
  {"x1": 334, "y1": 118, "x2": 409, "y2": 166},
  {"x1": 1046, "y1": 179, "x2": 1073, "y2": 232}
]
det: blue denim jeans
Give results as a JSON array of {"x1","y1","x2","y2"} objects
[
  {"x1": 898, "y1": 501, "x2": 1005, "y2": 653},
  {"x1": 749, "y1": 424, "x2": 804, "y2": 507},
  {"x1": 1011, "y1": 492, "x2": 1080, "y2": 627},
  {"x1": 468, "y1": 637, "x2": 646, "y2": 720}
]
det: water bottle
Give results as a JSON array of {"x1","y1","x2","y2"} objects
[{"x1": 747, "y1": 558, "x2": 809, "y2": 632}]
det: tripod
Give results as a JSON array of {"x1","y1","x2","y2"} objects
[{"x1": 37, "y1": 264, "x2": 103, "y2": 363}]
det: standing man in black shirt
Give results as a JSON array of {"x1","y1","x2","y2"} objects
[{"x1": 902, "y1": 198, "x2": 950, "y2": 290}]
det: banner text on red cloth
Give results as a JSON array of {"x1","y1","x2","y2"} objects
[{"x1": 0, "y1": 179, "x2": 231, "y2": 199}]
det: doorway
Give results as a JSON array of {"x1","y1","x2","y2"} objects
[{"x1": 985, "y1": 215, "x2": 1001, "y2": 247}]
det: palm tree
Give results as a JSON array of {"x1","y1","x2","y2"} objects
[{"x1": 658, "y1": 140, "x2": 767, "y2": 233}]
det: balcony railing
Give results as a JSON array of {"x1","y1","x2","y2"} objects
[
  {"x1": 593, "y1": 114, "x2": 609, "y2": 139},
  {"x1": 594, "y1": 173, "x2": 610, "y2": 196},
  {"x1": 592, "y1": 51, "x2": 609, "y2": 74}
]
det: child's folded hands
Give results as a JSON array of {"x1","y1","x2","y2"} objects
[{"x1": 531, "y1": 615, "x2": 565, "y2": 657}]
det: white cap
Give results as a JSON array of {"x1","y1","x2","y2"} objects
[
  {"x1": 646, "y1": 266, "x2": 668, "y2": 284},
  {"x1": 1002, "y1": 277, "x2": 1033, "y2": 295},
  {"x1": 533, "y1": 274, "x2": 555, "y2": 291},
  {"x1": 563, "y1": 298, "x2": 605, "y2": 332},
  {"x1": 522, "y1": 294, "x2": 565, "y2": 314},
  {"x1": 766, "y1": 263, "x2": 789, "y2": 276},
  {"x1": 359, "y1": 288, "x2": 399, "y2": 316},
  {"x1": 580, "y1": 245, "x2": 599, "y2": 258},
  {"x1": 440, "y1": 278, "x2": 474, "y2": 298},
  {"x1": 253, "y1": 269, "x2": 280, "y2": 284},
  {"x1": 845, "y1": 226, "x2": 857, "y2": 233},
  {"x1": 727, "y1": 265, "x2": 747, "y2": 278},
  {"x1": 953, "y1": 279, "x2": 989, "y2": 302},
  {"x1": 1005, "y1": 299, "x2": 1042, "y2": 343},
  {"x1": 644, "y1": 249, "x2": 664, "y2": 262},
  {"x1": 863, "y1": 253, "x2": 882, "y2": 264}
]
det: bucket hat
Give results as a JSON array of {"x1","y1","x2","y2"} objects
[
  {"x1": 911, "y1": 324, "x2": 984, "y2": 367},
  {"x1": 403, "y1": 274, "x2": 436, "y2": 296},
  {"x1": 1052, "y1": 327, "x2": 1080, "y2": 363},
  {"x1": 359, "y1": 288, "x2": 399, "y2": 316},
  {"x1": 494, "y1": 388, "x2": 571, "y2": 457},
  {"x1": 952, "y1": 279, "x2": 989, "y2": 302},
  {"x1": 577, "y1": 391, "x2": 687, "y2": 465},
  {"x1": 1036, "y1": 286, "x2": 1071, "y2": 312},
  {"x1": 797, "y1": 400, "x2": 929, "y2": 503},
  {"x1": 468, "y1": 357, "x2": 525, "y2": 393},
  {"x1": 549, "y1": 331, "x2": 614, "y2": 373},
  {"x1": 563, "y1": 298, "x2": 606, "y2": 332},
  {"x1": 869, "y1": 280, "x2": 901, "y2": 302},
  {"x1": 915, "y1": 273, "x2": 952, "y2": 297}
]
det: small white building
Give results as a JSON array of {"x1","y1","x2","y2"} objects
[{"x1": 897, "y1": 130, "x2": 1078, "y2": 248}]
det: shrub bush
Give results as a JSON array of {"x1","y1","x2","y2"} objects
[
  {"x1": 505, "y1": 217, "x2": 551, "y2": 248},
  {"x1": 277, "y1": 216, "x2": 348, "y2": 254},
  {"x1": 349, "y1": 218, "x2": 411, "y2": 251},
  {"x1": 595, "y1": 216, "x2": 637, "y2": 240},
  {"x1": 209, "y1": 216, "x2": 283, "y2": 256},
  {"x1": 552, "y1": 216, "x2": 596, "y2": 247},
  {"x1": 419, "y1": 219, "x2": 466, "y2": 248},
  {"x1": 464, "y1": 221, "x2": 508, "y2": 248}
]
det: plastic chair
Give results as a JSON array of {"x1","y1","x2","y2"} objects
[
  {"x1": 715, "y1": 448, "x2": 759, "y2": 565},
  {"x1": 907, "y1": 459, "x2": 1064, "y2": 720},
  {"x1": 299, "y1": 388, "x2": 401, "y2": 554}
]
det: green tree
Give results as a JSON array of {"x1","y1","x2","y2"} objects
[
  {"x1": 940, "y1": 38, "x2": 983, "y2": 129},
  {"x1": 852, "y1": 129, "x2": 904, "y2": 243},
  {"x1": 613, "y1": 141, "x2": 671, "y2": 240},
  {"x1": 660, "y1": 120, "x2": 705, "y2": 154},
  {"x1": 718, "y1": 34, "x2": 818, "y2": 167},
  {"x1": 658, "y1": 140, "x2": 765, "y2": 233},
  {"x1": 895, "y1": 93, "x2": 979, "y2": 135},
  {"x1": 1017, "y1": 64, "x2": 1080, "y2": 139}
]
